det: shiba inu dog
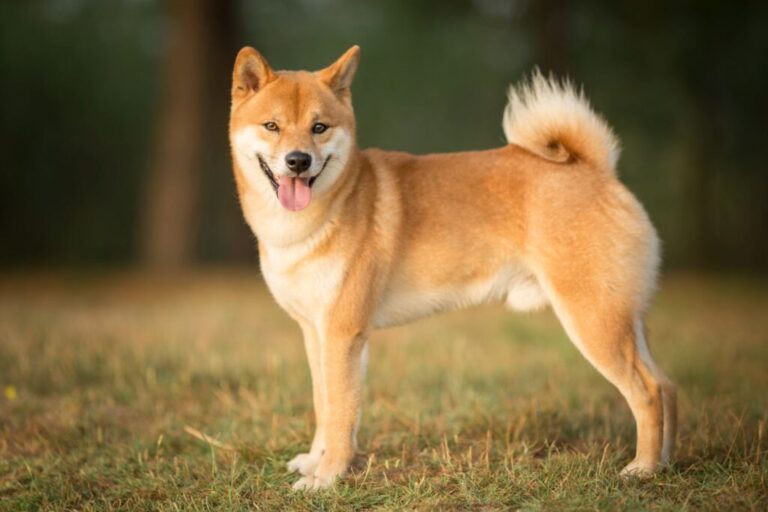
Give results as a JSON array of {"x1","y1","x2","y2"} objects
[{"x1": 229, "y1": 46, "x2": 677, "y2": 490}]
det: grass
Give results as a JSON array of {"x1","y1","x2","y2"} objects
[{"x1": 0, "y1": 271, "x2": 766, "y2": 510}]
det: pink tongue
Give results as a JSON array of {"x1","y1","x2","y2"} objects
[{"x1": 277, "y1": 176, "x2": 312, "y2": 211}]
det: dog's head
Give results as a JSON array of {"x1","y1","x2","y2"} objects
[{"x1": 229, "y1": 46, "x2": 359, "y2": 212}]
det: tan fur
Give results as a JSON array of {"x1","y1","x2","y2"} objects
[{"x1": 229, "y1": 46, "x2": 677, "y2": 490}]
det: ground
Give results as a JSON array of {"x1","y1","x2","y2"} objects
[{"x1": 0, "y1": 271, "x2": 766, "y2": 510}]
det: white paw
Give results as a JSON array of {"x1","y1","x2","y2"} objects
[
  {"x1": 287, "y1": 452, "x2": 321, "y2": 476},
  {"x1": 620, "y1": 459, "x2": 658, "y2": 479},
  {"x1": 310, "y1": 469, "x2": 338, "y2": 489},
  {"x1": 290, "y1": 459, "x2": 344, "y2": 491},
  {"x1": 291, "y1": 475, "x2": 316, "y2": 491},
  {"x1": 290, "y1": 472, "x2": 337, "y2": 491}
]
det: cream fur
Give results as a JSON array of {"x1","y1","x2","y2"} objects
[
  {"x1": 503, "y1": 71, "x2": 621, "y2": 171},
  {"x1": 374, "y1": 265, "x2": 547, "y2": 328}
]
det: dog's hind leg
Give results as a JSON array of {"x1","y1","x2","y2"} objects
[
  {"x1": 541, "y1": 275, "x2": 675, "y2": 477},
  {"x1": 635, "y1": 319, "x2": 677, "y2": 464}
]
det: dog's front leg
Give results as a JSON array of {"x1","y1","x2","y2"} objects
[
  {"x1": 287, "y1": 322, "x2": 325, "y2": 476},
  {"x1": 292, "y1": 329, "x2": 368, "y2": 490}
]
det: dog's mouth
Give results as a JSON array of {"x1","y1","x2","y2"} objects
[{"x1": 257, "y1": 154, "x2": 332, "y2": 212}]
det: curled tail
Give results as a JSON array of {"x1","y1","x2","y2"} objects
[{"x1": 502, "y1": 71, "x2": 620, "y2": 173}]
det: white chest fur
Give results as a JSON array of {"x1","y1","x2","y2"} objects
[{"x1": 260, "y1": 242, "x2": 346, "y2": 327}]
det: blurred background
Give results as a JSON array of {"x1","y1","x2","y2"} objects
[
  {"x1": 2, "y1": 3, "x2": 767, "y2": 507},
  {"x1": 1, "y1": 0, "x2": 766, "y2": 271}
]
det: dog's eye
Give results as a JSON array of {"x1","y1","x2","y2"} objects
[
  {"x1": 312, "y1": 123, "x2": 328, "y2": 134},
  {"x1": 263, "y1": 122, "x2": 279, "y2": 132}
]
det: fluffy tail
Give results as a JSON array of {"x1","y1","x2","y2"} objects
[{"x1": 502, "y1": 71, "x2": 620, "y2": 173}]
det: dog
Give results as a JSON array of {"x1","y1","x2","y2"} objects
[{"x1": 228, "y1": 46, "x2": 677, "y2": 490}]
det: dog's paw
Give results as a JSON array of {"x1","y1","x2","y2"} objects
[
  {"x1": 309, "y1": 468, "x2": 340, "y2": 489},
  {"x1": 290, "y1": 457, "x2": 346, "y2": 491},
  {"x1": 290, "y1": 473, "x2": 337, "y2": 491},
  {"x1": 287, "y1": 452, "x2": 321, "y2": 476},
  {"x1": 291, "y1": 475, "x2": 316, "y2": 491},
  {"x1": 308, "y1": 456, "x2": 347, "y2": 489},
  {"x1": 620, "y1": 459, "x2": 658, "y2": 479}
]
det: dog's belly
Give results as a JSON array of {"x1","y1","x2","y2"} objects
[{"x1": 373, "y1": 265, "x2": 548, "y2": 329}]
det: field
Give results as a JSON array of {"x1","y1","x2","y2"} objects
[{"x1": 0, "y1": 271, "x2": 766, "y2": 510}]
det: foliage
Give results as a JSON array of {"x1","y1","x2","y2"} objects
[{"x1": 1, "y1": 1, "x2": 767, "y2": 268}]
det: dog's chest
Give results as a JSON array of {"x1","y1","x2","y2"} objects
[{"x1": 260, "y1": 246, "x2": 345, "y2": 323}]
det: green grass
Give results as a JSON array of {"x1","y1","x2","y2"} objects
[{"x1": 0, "y1": 271, "x2": 766, "y2": 510}]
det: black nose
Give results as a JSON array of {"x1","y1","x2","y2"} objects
[{"x1": 285, "y1": 151, "x2": 312, "y2": 173}]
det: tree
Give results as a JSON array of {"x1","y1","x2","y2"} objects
[{"x1": 140, "y1": 0, "x2": 238, "y2": 269}]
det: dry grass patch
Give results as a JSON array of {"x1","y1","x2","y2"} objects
[{"x1": 0, "y1": 271, "x2": 766, "y2": 510}]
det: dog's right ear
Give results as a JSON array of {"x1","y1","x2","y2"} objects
[{"x1": 232, "y1": 47, "x2": 275, "y2": 100}]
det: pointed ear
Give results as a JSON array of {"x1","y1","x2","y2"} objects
[
  {"x1": 316, "y1": 46, "x2": 360, "y2": 99},
  {"x1": 232, "y1": 47, "x2": 275, "y2": 99}
]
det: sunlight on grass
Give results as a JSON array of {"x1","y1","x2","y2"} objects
[{"x1": 0, "y1": 272, "x2": 766, "y2": 510}]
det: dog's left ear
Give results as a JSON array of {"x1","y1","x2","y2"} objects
[{"x1": 316, "y1": 46, "x2": 360, "y2": 101}]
